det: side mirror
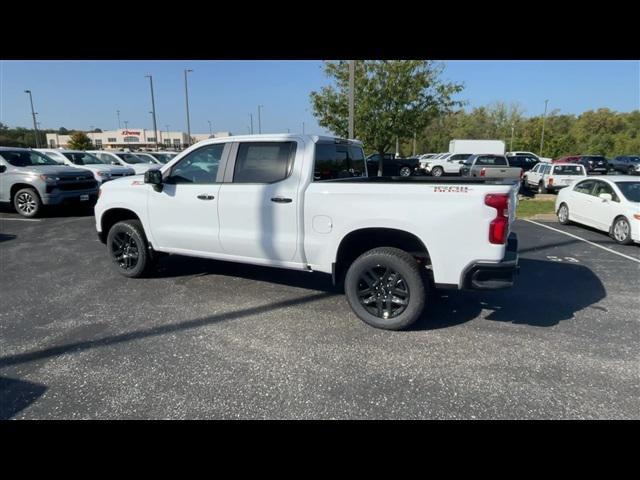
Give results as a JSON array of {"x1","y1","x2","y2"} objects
[
  {"x1": 144, "y1": 169, "x2": 163, "y2": 192},
  {"x1": 599, "y1": 193, "x2": 612, "y2": 202},
  {"x1": 0, "y1": 165, "x2": 6, "y2": 173}
]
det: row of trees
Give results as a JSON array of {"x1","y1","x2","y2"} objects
[
  {"x1": 0, "y1": 124, "x2": 102, "y2": 148},
  {"x1": 310, "y1": 61, "x2": 639, "y2": 168},
  {"x1": 406, "y1": 105, "x2": 640, "y2": 159}
]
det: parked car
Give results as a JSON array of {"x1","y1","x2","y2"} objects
[
  {"x1": 36, "y1": 148, "x2": 135, "y2": 184},
  {"x1": 131, "y1": 152, "x2": 163, "y2": 165},
  {"x1": 95, "y1": 134, "x2": 520, "y2": 331},
  {"x1": 504, "y1": 154, "x2": 540, "y2": 173},
  {"x1": 556, "y1": 176, "x2": 640, "y2": 244},
  {"x1": 365, "y1": 153, "x2": 421, "y2": 177},
  {"x1": 507, "y1": 151, "x2": 552, "y2": 163},
  {"x1": 0, "y1": 147, "x2": 98, "y2": 217},
  {"x1": 523, "y1": 162, "x2": 587, "y2": 194},
  {"x1": 87, "y1": 150, "x2": 160, "y2": 175},
  {"x1": 460, "y1": 154, "x2": 522, "y2": 181},
  {"x1": 147, "y1": 151, "x2": 178, "y2": 164},
  {"x1": 577, "y1": 155, "x2": 609, "y2": 175},
  {"x1": 608, "y1": 155, "x2": 640, "y2": 175},
  {"x1": 421, "y1": 153, "x2": 472, "y2": 177}
]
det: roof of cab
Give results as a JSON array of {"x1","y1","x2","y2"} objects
[{"x1": 193, "y1": 134, "x2": 362, "y2": 146}]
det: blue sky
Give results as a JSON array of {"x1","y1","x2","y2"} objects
[{"x1": 1, "y1": 60, "x2": 638, "y2": 135}]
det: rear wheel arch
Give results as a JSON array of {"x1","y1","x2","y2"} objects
[{"x1": 333, "y1": 228, "x2": 431, "y2": 286}]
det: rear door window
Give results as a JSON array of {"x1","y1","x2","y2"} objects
[
  {"x1": 574, "y1": 180, "x2": 595, "y2": 195},
  {"x1": 233, "y1": 142, "x2": 296, "y2": 184}
]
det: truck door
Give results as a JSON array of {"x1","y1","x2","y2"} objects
[
  {"x1": 146, "y1": 143, "x2": 227, "y2": 253},
  {"x1": 217, "y1": 140, "x2": 301, "y2": 262}
]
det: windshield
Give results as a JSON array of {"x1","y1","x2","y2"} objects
[
  {"x1": 151, "y1": 153, "x2": 176, "y2": 164},
  {"x1": 615, "y1": 182, "x2": 640, "y2": 202},
  {"x1": 314, "y1": 143, "x2": 366, "y2": 180},
  {"x1": 553, "y1": 165, "x2": 584, "y2": 175},
  {"x1": 115, "y1": 153, "x2": 150, "y2": 164},
  {"x1": 0, "y1": 150, "x2": 60, "y2": 166},
  {"x1": 63, "y1": 152, "x2": 106, "y2": 165}
]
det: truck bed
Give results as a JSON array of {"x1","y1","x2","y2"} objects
[{"x1": 323, "y1": 176, "x2": 520, "y2": 185}]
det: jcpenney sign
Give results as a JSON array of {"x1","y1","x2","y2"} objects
[{"x1": 121, "y1": 130, "x2": 141, "y2": 136}]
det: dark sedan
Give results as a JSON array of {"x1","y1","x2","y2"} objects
[
  {"x1": 365, "y1": 153, "x2": 421, "y2": 177},
  {"x1": 577, "y1": 155, "x2": 609, "y2": 174}
]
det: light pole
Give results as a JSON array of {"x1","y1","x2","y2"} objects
[
  {"x1": 124, "y1": 120, "x2": 129, "y2": 129},
  {"x1": 207, "y1": 120, "x2": 212, "y2": 136},
  {"x1": 184, "y1": 69, "x2": 193, "y2": 146},
  {"x1": 302, "y1": 122, "x2": 305, "y2": 135},
  {"x1": 539, "y1": 99, "x2": 549, "y2": 157},
  {"x1": 116, "y1": 110, "x2": 121, "y2": 129},
  {"x1": 24, "y1": 90, "x2": 40, "y2": 148},
  {"x1": 413, "y1": 132, "x2": 416, "y2": 156},
  {"x1": 166, "y1": 125, "x2": 170, "y2": 148},
  {"x1": 249, "y1": 113, "x2": 254, "y2": 134},
  {"x1": 348, "y1": 60, "x2": 355, "y2": 139},
  {"x1": 89, "y1": 125, "x2": 94, "y2": 147},
  {"x1": 510, "y1": 124, "x2": 515, "y2": 151},
  {"x1": 257, "y1": 104, "x2": 263, "y2": 134},
  {"x1": 145, "y1": 74, "x2": 159, "y2": 150}
]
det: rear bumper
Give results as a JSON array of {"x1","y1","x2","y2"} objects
[{"x1": 462, "y1": 233, "x2": 519, "y2": 290}]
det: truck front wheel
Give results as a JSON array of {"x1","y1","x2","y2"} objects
[
  {"x1": 106, "y1": 220, "x2": 153, "y2": 278},
  {"x1": 344, "y1": 247, "x2": 426, "y2": 330}
]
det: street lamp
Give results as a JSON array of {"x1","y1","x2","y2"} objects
[
  {"x1": 124, "y1": 120, "x2": 129, "y2": 129},
  {"x1": 257, "y1": 104, "x2": 263, "y2": 134},
  {"x1": 249, "y1": 113, "x2": 254, "y2": 134},
  {"x1": 184, "y1": 69, "x2": 193, "y2": 146},
  {"x1": 302, "y1": 121, "x2": 305, "y2": 135},
  {"x1": 116, "y1": 109, "x2": 121, "y2": 129},
  {"x1": 510, "y1": 124, "x2": 515, "y2": 151},
  {"x1": 348, "y1": 60, "x2": 355, "y2": 139},
  {"x1": 539, "y1": 99, "x2": 549, "y2": 157},
  {"x1": 144, "y1": 74, "x2": 159, "y2": 150},
  {"x1": 89, "y1": 125, "x2": 94, "y2": 146},
  {"x1": 207, "y1": 120, "x2": 212, "y2": 136},
  {"x1": 24, "y1": 90, "x2": 40, "y2": 148}
]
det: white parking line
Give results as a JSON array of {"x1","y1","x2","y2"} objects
[
  {"x1": 0, "y1": 217, "x2": 41, "y2": 222},
  {"x1": 525, "y1": 219, "x2": 640, "y2": 264}
]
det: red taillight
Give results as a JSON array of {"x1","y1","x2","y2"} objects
[
  {"x1": 548, "y1": 177, "x2": 554, "y2": 186},
  {"x1": 480, "y1": 168, "x2": 486, "y2": 177},
  {"x1": 485, "y1": 193, "x2": 510, "y2": 244}
]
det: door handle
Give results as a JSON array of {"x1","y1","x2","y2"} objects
[
  {"x1": 197, "y1": 194, "x2": 215, "y2": 200},
  {"x1": 271, "y1": 197, "x2": 292, "y2": 203}
]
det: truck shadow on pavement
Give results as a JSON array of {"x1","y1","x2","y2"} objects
[
  {"x1": 414, "y1": 258, "x2": 607, "y2": 330},
  {"x1": 152, "y1": 254, "x2": 338, "y2": 292},
  {"x1": 0, "y1": 376, "x2": 47, "y2": 419}
]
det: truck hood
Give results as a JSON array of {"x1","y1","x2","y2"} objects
[
  {"x1": 13, "y1": 165, "x2": 94, "y2": 177},
  {"x1": 74, "y1": 164, "x2": 134, "y2": 175}
]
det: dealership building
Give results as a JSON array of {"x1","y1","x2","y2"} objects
[{"x1": 45, "y1": 128, "x2": 232, "y2": 150}]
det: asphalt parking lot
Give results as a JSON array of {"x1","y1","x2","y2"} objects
[{"x1": 0, "y1": 206, "x2": 638, "y2": 419}]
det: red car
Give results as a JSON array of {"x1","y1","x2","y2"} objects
[{"x1": 553, "y1": 155, "x2": 581, "y2": 163}]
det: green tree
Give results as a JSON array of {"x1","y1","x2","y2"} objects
[
  {"x1": 67, "y1": 131, "x2": 93, "y2": 150},
  {"x1": 310, "y1": 60, "x2": 463, "y2": 175}
]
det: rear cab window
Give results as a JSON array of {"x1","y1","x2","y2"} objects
[
  {"x1": 314, "y1": 143, "x2": 366, "y2": 180},
  {"x1": 553, "y1": 165, "x2": 584, "y2": 175},
  {"x1": 475, "y1": 155, "x2": 508, "y2": 166}
]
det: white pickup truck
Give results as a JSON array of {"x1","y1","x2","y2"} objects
[{"x1": 95, "y1": 135, "x2": 520, "y2": 330}]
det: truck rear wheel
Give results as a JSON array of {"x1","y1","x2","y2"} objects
[
  {"x1": 344, "y1": 247, "x2": 426, "y2": 330},
  {"x1": 106, "y1": 220, "x2": 153, "y2": 278}
]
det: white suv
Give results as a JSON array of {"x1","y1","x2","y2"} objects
[
  {"x1": 524, "y1": 162, "x2": 587, "y2": 193},
  {"x1": 36, "y1": 149, "x2": 135, "y2": 184},
  {"x1": 88, "y1": 150, "x2": 160, "y2": 175}
]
